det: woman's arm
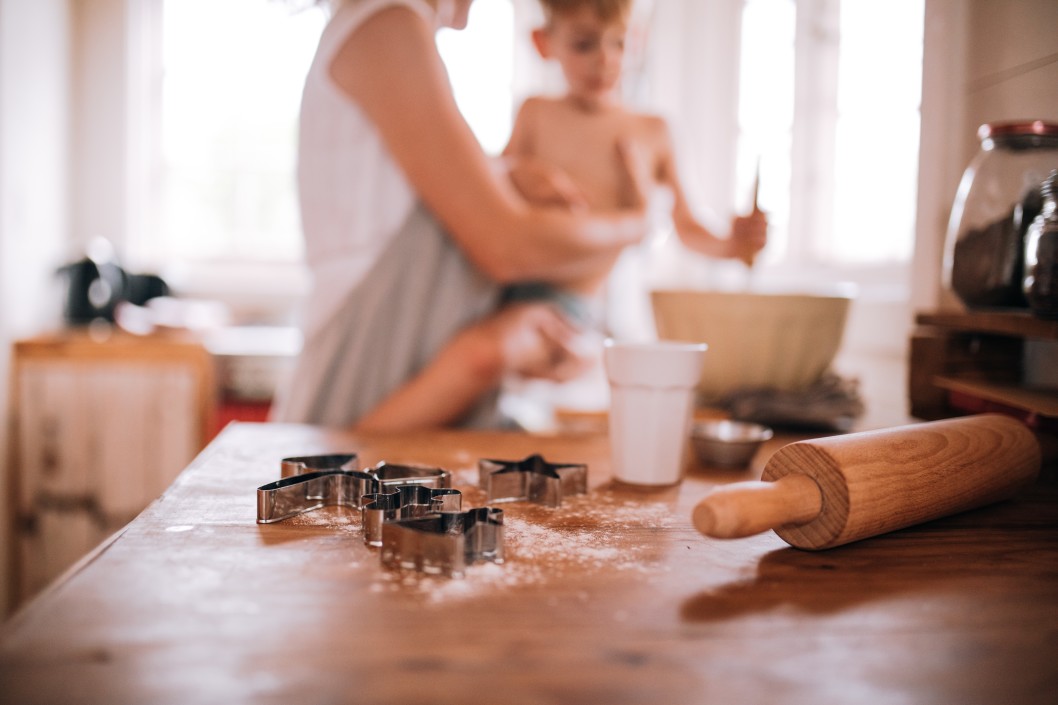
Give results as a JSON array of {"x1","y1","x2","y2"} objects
[
  {"x1": 328, "y1": 6, "x2": 646, "y2": 285},
  {"x1": 502, "y1": 97, "x2": 536, "y2": 159},
  {"x1": 353, "y1": 302, "x2": 586, "y2": 432}
]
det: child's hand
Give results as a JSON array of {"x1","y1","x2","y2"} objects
[
  {"x1": 729, "y1": 209, "x2": 768, "y2": 265},
  {"x1": 506, "y1": 156, "x2": 589, "y2": 211},
  {"x1": 473, "y1": 302, "x2": 590, "y2": 382}
]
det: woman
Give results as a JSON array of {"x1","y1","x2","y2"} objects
[{"x1": 272, "y1": 0, "x2": 650, "y2": 431}]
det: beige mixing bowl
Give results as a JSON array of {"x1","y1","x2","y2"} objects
[{"x1": 651, "y1": 289, "x2": 852, "y2": 401}]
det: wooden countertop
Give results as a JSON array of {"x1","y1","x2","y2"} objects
[{"x1": 2, "y1": 421, "x2": 1056, "y2": 704}]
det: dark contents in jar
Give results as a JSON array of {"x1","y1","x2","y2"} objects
[
  {"x1": 951, "y1": 208, "x2": 1028, "y2": 308},
  {"x1": 1026, "y1": 230, "x2": 1058, "y2": 318}
]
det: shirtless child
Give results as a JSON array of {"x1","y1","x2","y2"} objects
[{"x1": 502, "y1": 0, "x2": 767, "y2": 321}]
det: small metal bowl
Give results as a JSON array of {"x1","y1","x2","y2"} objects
[{"x1": 690, "y1": 420, "x2": 774, "y2": 468}]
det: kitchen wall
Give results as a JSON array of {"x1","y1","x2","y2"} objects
[
  {"x1": 0, "y1": 0, "x2": 71, "y2": 619},
  {"x1": 0, "y1": 0, "x2": 1056, "y2": 621},
  {"x1": 913, "y1": 0, "x2": 1058, "y2": 313},
  {"x1": 962, "y1": 1, "x2": 1058, "y2": 166}
]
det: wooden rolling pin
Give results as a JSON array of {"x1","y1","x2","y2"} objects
[{"x1": 692, "y1": 414, "x2": 1041, "y2": 550}]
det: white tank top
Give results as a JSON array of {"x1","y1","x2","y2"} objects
[{"x1": 296, "y1": 0, "x2": 434, "y2": 338}]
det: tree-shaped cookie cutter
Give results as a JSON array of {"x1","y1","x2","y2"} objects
[
  {"x1": 380, "y1": 507, "x2": 504, "y2": 578},
  {"x1": 361, "y1": 485, "x2": 462, "y2": 547}
]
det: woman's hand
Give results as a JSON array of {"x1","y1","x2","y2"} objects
[{"x1": 504, "y1": 156, "x2": 589, "y2": 211}]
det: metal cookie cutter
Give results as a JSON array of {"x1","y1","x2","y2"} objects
[
  {"x1": 256, "y1": 469, "x2": 377, "y2": 524},
  {"x1": 366, "y1": 461, "x2": 453, "y2": 491},
  {"x1": 280, "y1": 453, "x2": 359, "y2": 478},
  {"x1": 361, "y1": 485, "x2": 462, "y2": 547},
  {"x1": 380, "y1": 507, "x2": 504, "y2": 578},
  {"x1": 257, "y1": 455, "x2": 451, "y2": 524},
  {"x1": 478, "y1": 453, "x2": 587, "y2": 508}
]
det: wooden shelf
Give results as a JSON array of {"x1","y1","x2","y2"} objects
[
  {"x1": 933, "y1": 376, "x2": 1058, "y2": 418},
  {"x1": 910, "y1": 310, "x2": 1058, "y2": 424},
  {"x1": 916, "y1": 310, "x2": 1058, "y2": 340}
]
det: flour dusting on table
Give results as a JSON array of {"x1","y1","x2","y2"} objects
[
  {"x1": 260, "y1": 461, "x2": 685, "y2": 603},
  {"x1": 371, "y1": 485, "x2": 680, "y2": 604}
]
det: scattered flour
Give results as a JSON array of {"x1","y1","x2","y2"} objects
[
  {"x1": 258, "y1": 459, "x2": 682, "y2": 604},
  {"x1": 366, "y1": 486, "x2": 681, "y2": 604}
]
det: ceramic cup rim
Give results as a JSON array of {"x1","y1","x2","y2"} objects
[{"x1": 603, "y1": 339, "x2": 708, "y2": 389}]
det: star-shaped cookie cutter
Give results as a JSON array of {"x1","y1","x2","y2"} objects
[
  {"x1": 478, "y1": 453, "x2": 587, "y2": 508},
  {"x1": 380, "y1": 507, "x2": 504, "y2": 578},
  {"x1": 256, "y1": 455, "x2": 451, "y2": 524},
  {"x1": 361, "y1": 485, "x2": 462, "y2": 547}
]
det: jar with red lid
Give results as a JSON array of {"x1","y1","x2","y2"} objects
[
  {"x1": 1024, "y1": 169, "x2": 1058, "y2": 319},
  {"x1": 942, "y1": 120, "x2": 1058, "y2": 309}
]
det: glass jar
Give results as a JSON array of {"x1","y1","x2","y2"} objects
[
  {"x1": 943, "y1": 120, "x2": 1058, "y2": 309},
  {"x1": 1024, "y1": 170, "x2": 1058, "y2": 319}
]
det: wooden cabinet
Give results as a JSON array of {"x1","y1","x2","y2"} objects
[
  {"x1": 910, "y1": 310, "x2": 1058, "y2": 431},
  {"x1": 8, "y1": 330, "x2": 215, "y2": 609}
]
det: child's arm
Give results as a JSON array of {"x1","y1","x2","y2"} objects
[
  {"x1": 654, "y1": 119, "x2": 767, "y2": 263},
  {"x1": 353, "y1": 303, "x2": 586, "y2": 432}
]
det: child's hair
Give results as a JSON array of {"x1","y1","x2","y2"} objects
[{"x1": 538, "y1": 0, "x2": 633, "y2": 25}]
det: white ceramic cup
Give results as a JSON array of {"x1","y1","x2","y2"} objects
[{"x1": 603, "y1": 340, "x2": 708, "y2": 486}]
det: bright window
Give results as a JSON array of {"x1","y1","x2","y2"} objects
[
  {"x1": 737, "y1": 0, "x2": 796, "y2": 263},
  {"x1": 437, "y1": 0, "x2": 515, "y2": 155},
  {"x1": 830, "y1": 1, "x2": 923, "y2": 265},
  {"x1": 738, "y1": 0, "x2": 924, "y2": 268},
  {"x1": 149, "y1": 0, "x2": 513, "y2": 269},
  {"x1": 153, "y1": 0, "x2": 325, "y2": 265},
  {"x1": 144, "y1": 0, "x2": 923, "y2": 280}
]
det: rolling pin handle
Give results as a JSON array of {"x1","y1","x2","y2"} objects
[{"x1": 692, "y1": 474, "x2": 824, "y2": 539}]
